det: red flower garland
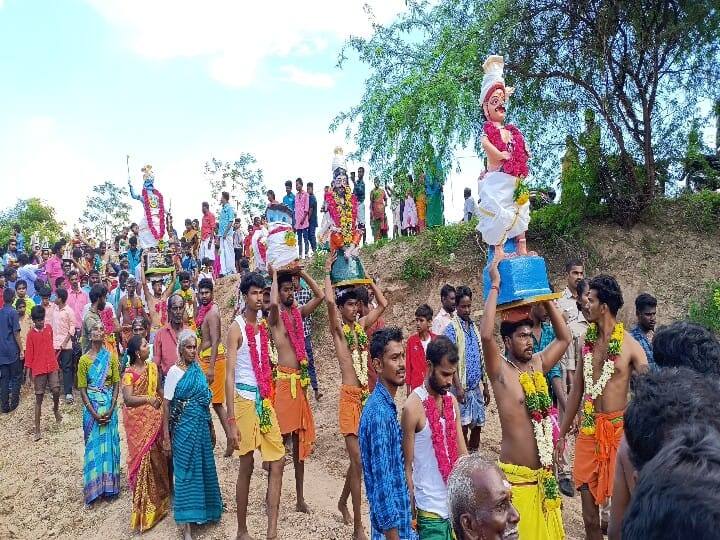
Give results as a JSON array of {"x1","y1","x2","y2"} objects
[
  {"x1": 280, "y1": 307, "x2": 310, "y2": 387},
  {"x1": 423, "y1": 393, "x2": 459, "y2": 483},
  {"x1": 246, "y1": 322, "x2": 272, "y2": 399},
  {"x1": 100, "y1": 306, "x2": 115, "y2": 334},
  {"x1": 154, "y1": 302, "x2": 167, "y2": 326},
  {"x1": 483, "y1": 121, "x2": 529, "y2": 178},
  {"x1": 324, "y1": 189, "x2": 358, "y2": 229},
  {"x1": 195, "y1": 302, "x2": 213, "y2": 329},
  {"x1": 142, "y1": 188, "x2": 166, "y2": 240}
]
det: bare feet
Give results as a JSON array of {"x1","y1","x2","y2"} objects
[
  {"x1": 182, "y1": 524, "x2": 193, "y2": 540},
  {"x1": 235, "y1": 532, "x2": 254, "y2": 540},
  {"x1": 54, "y1": 409, "x2": 62, "y2": 423},
  {"x1": 337, "y1": 501, "x2": 351, "y2": 525},
  {"x1": 296, "y1": 500, "x2": 311, "y2": 514},
  {"x1": 352, "y1": 527, "x2": 368, "y2": 540},
  {"x1": 34, "y1": 431, "x2": 42, "y2": 442},
  {"x1": 493, "y1": 244, "x2": 506, "y2": 260}
]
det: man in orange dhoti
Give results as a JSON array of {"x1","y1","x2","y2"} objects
[
  {"x1": 324, "y1": 254, "x2": 388, "y2": 540},
  {"x1": 267, "y1": 267, "x2": 325, "y2": 512},
  {"x1": 557, "y1": 275, "x2": 648, "y2": 540}
]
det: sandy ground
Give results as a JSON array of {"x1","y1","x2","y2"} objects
[{"x1": 11, "y1": 212, "x2": 718, "y2": 540}]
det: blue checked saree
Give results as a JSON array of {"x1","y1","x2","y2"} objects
[
  {"x1": 82, "y1": 348, "x2": 121, "y2": 504},
  {"x1": 169, "y1": 361, "x2": 222, "y2": 524}
]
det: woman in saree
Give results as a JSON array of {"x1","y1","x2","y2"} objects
[
  {"x1": 78, "y1": 322, "x2": 121, "y2": 505},
  {"x1": 122, "y1": 335, "x2": 171, "y2": 531},
  {"x1": 163, "y1": 329, "x2": 222, "y2": 539}
]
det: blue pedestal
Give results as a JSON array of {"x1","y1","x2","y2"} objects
[
  {"x1": 482, "y1": 238, "x2": 559, "y2": 309},
  {"x1": 331, "y1": 248, "x2": 372, "y2": 288}
]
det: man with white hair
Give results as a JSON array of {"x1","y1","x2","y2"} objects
[{"x1": 447, "y1": 454, "x2": 520, "y2": 540}]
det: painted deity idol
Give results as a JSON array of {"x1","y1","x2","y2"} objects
[
  {"x1": 320, "y1": 147, "x2": 370, "y2": 287},
  {"x1": 128, "y1": 164, "x2": 166, "y2": 250},
  {"x1": 476, "y1": 55, "x2": 531, "y2": 258}
]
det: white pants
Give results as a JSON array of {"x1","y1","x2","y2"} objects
[
  {"x1": 219, "y1": 233, "x2": 235, "y2": 276},
  {"x1": 199, "y1": 236, "x2": 215, "y2": 261}
]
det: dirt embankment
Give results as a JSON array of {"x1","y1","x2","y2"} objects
[{"x1": 2, "y1": 215, "x2": 717, "y2": 539}]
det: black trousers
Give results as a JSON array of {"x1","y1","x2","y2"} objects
[
  {"x1": 0, "y1": 358, "x2": 22, "y2": 413},
  {"x1": 58, "y1": 349, "x2": 74, "y2": 395}
]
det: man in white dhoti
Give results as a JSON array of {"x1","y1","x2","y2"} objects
[
  {"x1": 476, "y1": 55, "x2": 532, "y2": 258},
  {"x1": 218, "y1": 191, "x2": 236, "y2": 276}
]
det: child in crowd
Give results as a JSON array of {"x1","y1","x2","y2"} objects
[
  {"x1": 25, "y1": 305, "x2": 62, "y2": 440},
  {"x1": 199, "y1": 258, "x2": 215, "y2": 285},
  {"x1": 405, "y1": 303, "x2": 436, "y2": 394},
  {"x1": 13, "y1": 279, "x2": 35, "y2": 315},
  {"x1": 402, "y1": 189, "x2": 419, "y2": 235},
  {"x1": 16, "y1": 298, "x2": 31, "y2": 379}
]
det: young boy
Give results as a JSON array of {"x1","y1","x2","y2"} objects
[
  {"x1": 16, "y1": 298, "x2": 31, "y2": 379},
  {"x1": 463, "y1": 187, "x2": 477, "y2": 222},
  {"x1": 405, "y1": 303, "x2": 436, "y2": 394},
  {"x1": 199, "y1": 257, "x2": 215, "y2": 285},
  {"x1": 13, "y1": 279, "x2": 35, "y2": 315},
  {"x1": 25, "y1": 305, "x2": 62, "y2": 440}
]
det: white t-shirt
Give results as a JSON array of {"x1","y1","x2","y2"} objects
[
  {"x1": 163, "y1": 364, "x2": 185, "y2": 400},
  {"x1": 421, "y1": 336, "x2": 432, "y2": 353}
]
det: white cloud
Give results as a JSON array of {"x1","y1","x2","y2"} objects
[
  {"x1": 85, "y1": 0, "x2": 407, "y2": 88},
  {"x1": 279, "y1": 65, "x2": 335, "y2": 88}
]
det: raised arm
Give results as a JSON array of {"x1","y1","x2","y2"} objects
[
  {"x1": 128, "y1": 180, "x2": 142, "y2": 201},
  {"x1": 359, "y1": 280, "x2": 387, "y2": 330},
  {"x1": 480, "y1": 257, "x2": 503, "y2": 380},
  {"x1": 298, "y1": 270, "x2": 325, "y2": 317},
  {"x1": 268, "y1": 265, "x2": 280, "y2": 327},
  {"x1": 139, "y1": 265, "x2": 151, "y2": 301},
  {"x1": 162, "y1": 270, "x2": 176, "y2": 299},
  {"x1": 323, "y1": 254, "x2": 342, "y2": 336},
  {"x1": 540, "y1": 300, "x2": 572, "y2": 374}
]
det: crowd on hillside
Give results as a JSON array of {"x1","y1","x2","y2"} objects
[{"x1": 1, "y1": 176, "x2": 720, "y2": 540}]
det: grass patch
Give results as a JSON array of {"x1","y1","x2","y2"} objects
[{"x1": 689, "y1": 281, "x2": 720, "y2": 334}]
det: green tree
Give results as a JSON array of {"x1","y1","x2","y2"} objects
[
  {"x1": 79, "y1": 181, "x2": 132, "y2": 242},
  {"x1": 334, "y1": 0, "x2": 720, "y2": 224},
  {"x1": 204, "y1": 153, "x2": 267, "y2": 226},
  {"x1": 0, "y1": 198, "x2": 65, "y2": 249}
]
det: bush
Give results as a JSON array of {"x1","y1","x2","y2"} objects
[
  {"x1": 688, "y1": 281, "x2": 720, "y2": 335},
  {"x1": 678, "y1": 190, "x2": 720, "y2": 233}
]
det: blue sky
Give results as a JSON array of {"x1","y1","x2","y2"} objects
[{"x1": 0, "y1": 0, "x2": 478, "y2": 233}]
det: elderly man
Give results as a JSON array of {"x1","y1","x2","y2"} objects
[{"x1": 447, "y1": 454, "x2": 520, "y2": 540}]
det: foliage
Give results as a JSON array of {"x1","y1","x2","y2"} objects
[
  {"x1": 306, "y1": 250, "x2": 328, "y2": 283},
  {"x1": 688, "y1": 281, "x2": 720, "y2": 335},
  {"x1": 334, "y1": 0, "x2": 720, "y2": 223},
  {"x1": 0, "y1": 198, "x2": 65, "y2": 249},
  {"x1": 676, "y1": 190, "x2": 720, "y2": 233},
  {"x1": 400, "y1": 220, "x2": 477, "y2": 282},
  {"x1": 79, "y1": 181, "x2": 132, "y2": 242},
  {"x1": 204, "y1": 153, "x2": 267, "y2": 227},
  {"x1": 683, "y1": 121, "x2": 720, "y2": 192}
]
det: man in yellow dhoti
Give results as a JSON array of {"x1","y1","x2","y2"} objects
[{"x1": 480, "y1": 257, "x2": 572, "y2": 539}]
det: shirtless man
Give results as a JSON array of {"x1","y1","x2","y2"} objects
[
  {"x1": 556, "y1": 274, "x2": 647, "y2": 540},
  {"x1": 480, "y1": 256, "x2": 571, "y2": 540},
  {"x1": 324, "y1": 253, "x2": 387, "y2": 540},
  {"x1": 267, "y1": 266, "x2": 325, "y2": 513},
  {"x1": 139, "y1": 264, "x2": 174, "y2": 342},
  {"x1": 197, "y1": 278, "x2": 232, "y2": 456}
]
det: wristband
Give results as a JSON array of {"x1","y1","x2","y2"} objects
[{"x1": 490, "y1": 285, "x2": 500, "y2": 292}]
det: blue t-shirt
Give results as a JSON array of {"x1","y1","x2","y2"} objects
[
  {"x1": 181, "y1": 255, "x2": 198, "y2": 273},
  {"x1": 0, "y1": 306, "x2": 21, "y2": 364}
]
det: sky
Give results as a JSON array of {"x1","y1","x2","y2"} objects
[{"x1": 0, "y1": 0, "x2": 481, "y2": 236}]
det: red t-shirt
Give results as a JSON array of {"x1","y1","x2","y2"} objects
[
  {"x1": 25, "y1": 324, "x2": 59, "y2": 376},
  {"x1": 405, "y1": 332, "x2": 437, "y2": 390}
]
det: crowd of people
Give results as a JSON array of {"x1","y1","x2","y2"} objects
[{"x1": 1, "y1": 194, "x2": 720, "y2": 540}]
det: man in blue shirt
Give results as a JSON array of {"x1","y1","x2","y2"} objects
[
  {"x1": 630, "y1": 293, "x2": 656, "y2": 369},
  {"x1": 13, "y1": 225, "x2": 25, "y2": 254},
  {"x1": 360, "y1": 326, "x2": 414, "y2": 540},
  {"x1": 218, "y1": 190, "x2": 237, "y2": 276},
  {"x1": 16, "y1": 253, "x2": 42, "y2": 298},
  {"x1": 0, "y1": 288, "x2": 22, "y2": 413},
  {"x1": 126, "y1": 235, "x2": 143, "y2": 274},
  {"x1": 444, "y1": 285, "x2": 490, "y2": 453},
  {"x1": 283, "y1": 180, "x2": 296, "y2": 227}
]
